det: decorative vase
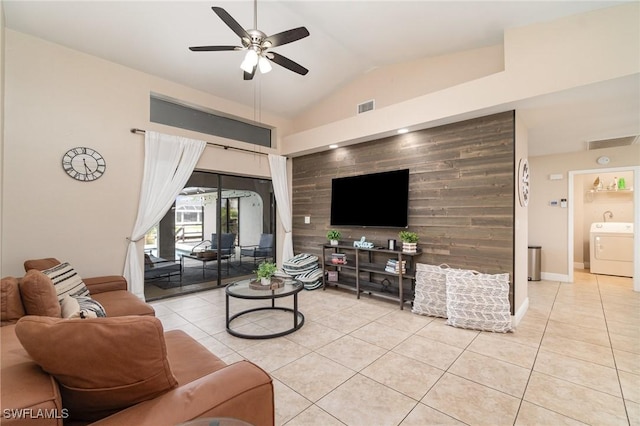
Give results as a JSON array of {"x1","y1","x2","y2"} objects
[
  {"x1": 330, "y1": 240, "x2": 339, "y2": 246},
  {"x1": 261, "y1": 277, "x2": 271, "y2": 285},
  {"x1": 402, "y1": 242, "x2": 417, "y2": 253}
]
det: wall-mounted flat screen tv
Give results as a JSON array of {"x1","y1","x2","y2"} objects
[{"x1": 330, "y1": 169, "x2": 410, "y2": 228}]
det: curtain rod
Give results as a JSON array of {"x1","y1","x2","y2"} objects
[{"x1": 130, "y1": 128, "x2": 269, "y2": 156}]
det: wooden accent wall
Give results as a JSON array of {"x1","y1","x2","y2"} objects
[{"x1": 292, "y1": 111, "x2": 516, "y2": 308}]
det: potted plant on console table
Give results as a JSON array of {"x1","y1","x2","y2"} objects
[
  {"x1": 256, "y1": 261, "x2": 278, "y2": 285},
  {"x1": 399, "y1": 231, "x2": 419, "y2": 253},
  {"x1": 327, "y1": 229, "x2": 342, "y2": 246}
]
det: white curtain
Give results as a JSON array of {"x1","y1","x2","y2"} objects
[
  {"x1": 268, "y1": 154, "x2": 294, "y2": 263},
  {"x1": 124, "y1": 131, "x2": 206, "y2": 300}
]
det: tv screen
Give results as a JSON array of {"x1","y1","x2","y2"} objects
[{"x1": 330, "y1": 169, "x2": 410, "y2": 228}]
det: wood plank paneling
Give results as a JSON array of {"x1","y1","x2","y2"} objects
[{"x1": 292, "y1": 111, "x2": 516, "y2": 310}]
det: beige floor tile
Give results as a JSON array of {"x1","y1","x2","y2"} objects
[
  {"x1": 195, "y1": 335, "x2": 235, "y2": 358},
  {"x1": 544, "y1": 320, "x2": 611, "y2": 347},
  {"x1": 467, "y1": 333, "x2": 538, "y2": 369},
  {"x1": 339, "y1": 300, "x2": 395, "y2": 321},
  {"x1": 448, "y1": 350, "x2": 530, "y2": 397},
  {"x1": 415, "y1": 320, "x2": 479, "y2": 349},
  {"x1": 541, "y1": 334, "x2": 615, "y2": 368},
  {"x1": 524, "y1": 372, "x2": 628, "y2": 425},
  {"x1": 627, "y1": 400, "x2": 640, "y2": 426},
  {"x1": 160, "y1": 295, "x2": 213, "y2": 311},
  {"x1": 213, "y1": 324, "x2": 268, "y2": 351},
  {"x1": 496, "y1": 322, "x2": 544, "y2": 348},
  {"x1": 272, "y1": 352, "x2": 355, "y2": 402},
  {"x1": 610, "y1": 331, "x2": 640, "y2": 354},
  {"x1": 376, "y1": 309, "x2": 436, "y2": 333},
  {"x1": 619, "y1": 370, "x2": 640, "y2": 403},
  {"x1": 168, "y1": 322, "x2": 209, "y2": 340},
  {"x1": 191, "y1": 315, "x2": 228, "y2": 335},
  {"x1": 533, "y1": 349, "x2": 621, "y2": 397},
  {"x1": 286, "y1": 405, "x2": 346, "y2": 426},
  {"x1": 360, "y1": 351, "x2": 444, "y2": 400},
  {"x1": 514, "y1": 401, "x2": 587, "y2": 425},
  {"x1": 393, "y1": 335, "x2": 463, "y2": 370},
  {"x1": 284, "y1": 320, "x2": 345, "y2": 350},
  {"x1": 158, "y1": 312, "x2": 190, "y2": 330},
  {"x1": 350, "y1": 321, "x2": 412, "y2": 350},
  {"x1": 273, "y1": 379, "x2": 312, "y2": 426},
  {"x1": 220, "y1": 351, "x2": 244, "y2": 364},
  {"x1": 238, "y1": 338, "x2": 311, "y2": 373},
  {"x1": 149, "y1": 302, "x2": 175, "y2": 317},
  {"x1": 317, "y1": 374, "x2": 417, "y2": 426},
  {"x1": 316, "y1": 335, "x2": 387, "y2": 371},
  {"x1": 422, "y1": 373, "x2": 520, "y2": 425},
  {"x1": 170, "y1": 303, "x2": 221, "y2": 322},
  {"x1": 614, "y1": 349, "x2": 640, "y2": 375},
  {"x1": 548, "y1": 309, "x2": 607, "y2": 331},
  {"x1": 314, "y1": 311, "x2": 372, "y2": 334},
  {"x1": 399, "y1": 403, "x2": 466, "y2": 426},
  {"x1": 607, "y1": 318, "x2": 640, "y2": 339}
]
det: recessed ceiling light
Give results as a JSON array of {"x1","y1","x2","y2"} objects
[
  {"x1": 397, "y1": 128, "x2": 409, "y2": 134},
  {"x1": 329, "y1": 144, "x2": 339, "y2": 149}
]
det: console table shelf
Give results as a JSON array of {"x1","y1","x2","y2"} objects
[{"x1": 321, "y1": 244, "x2": 420, "y2": 309}]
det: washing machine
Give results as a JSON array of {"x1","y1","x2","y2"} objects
[{"x1": 590, "y1": 222, "x2": 634, "y2": 277}]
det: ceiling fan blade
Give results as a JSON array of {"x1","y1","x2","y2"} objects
[
  {"x1": 269, "y1": 52, "x2": 309, "y2": 76},
  {"x1": 189, "y1": 46, "x2": 241, "y2": 52},
  {"x1": 243, "y1": 65, "x2": 257, "y2": 81},
  {"x1": 264, "y1": 27, "x2": 310, "y2": 48},
  {"x1": 211, "y1": 6, "x2": 250, "y2": 40}
]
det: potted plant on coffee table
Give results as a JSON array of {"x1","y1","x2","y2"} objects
[
  {"x1": 399, "y1": 231, "x2": 419, "y2": 253},
  {"x1": 327, "y1": 229, "x2": 342, "y2": 246},
  {"x1": 255, "y1": 261, "x2": 278, "y2": 285}
]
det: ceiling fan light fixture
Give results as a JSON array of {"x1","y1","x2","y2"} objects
[
  {"x1": 240, "y1": 49, "x2": 259, "y2": 72},
  {"x1": 258, "y1": 56, "x2": 272, "y2": 73}
]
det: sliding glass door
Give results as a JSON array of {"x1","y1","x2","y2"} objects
[{"x1": 144, "y1": 171, "x2": 275, "y2": 299}]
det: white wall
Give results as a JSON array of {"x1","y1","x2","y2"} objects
[{"x1": 2, "y1": 29, "x2": 291, "y2": 278}]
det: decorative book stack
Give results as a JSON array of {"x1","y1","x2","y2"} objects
[
  {"x1": 385, "y1": 259, "x2": 406, "y2": 274},
  {"x1": 331, "y1": 253, "x2": 347, "y2": 265}
]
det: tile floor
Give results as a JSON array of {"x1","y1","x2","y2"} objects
[{"x1": 150, "y1": 270, "x2": 639, "y2": 426}]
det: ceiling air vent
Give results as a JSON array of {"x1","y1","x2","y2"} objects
[
  {"x1": 587, "y1": 135, "x2": 639, "y2": 150},
  {"x1": 357, "y1": 100, "x2": 375, "y2": 115}
]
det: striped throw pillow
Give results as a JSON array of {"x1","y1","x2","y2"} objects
[{"x1": 41, "y1": 262, "x2": 90, "y2": 303}]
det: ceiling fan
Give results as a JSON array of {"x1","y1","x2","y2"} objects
[{"x1": 189, "y1": 1, "x2": 310, "y2": 81}]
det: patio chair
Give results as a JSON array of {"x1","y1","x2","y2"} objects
[{"x1": 239, "y1": 233, "x2": 274, "y2": 266}]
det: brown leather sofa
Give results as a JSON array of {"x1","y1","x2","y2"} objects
[{"x1": 1, "y1": 258, "x2": 274, "y2": 426}]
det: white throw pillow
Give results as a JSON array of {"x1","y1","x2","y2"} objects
[{"x1": 41, "y1": 262, "x2": 90, "y2": 303}]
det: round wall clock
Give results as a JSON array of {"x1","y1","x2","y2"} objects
[
  {"x1": 62, "y1": 147, "x2": 106, "y2": 182},
  {"x1": 518, "y1": 158, "x2": 530, "y2": 207}
]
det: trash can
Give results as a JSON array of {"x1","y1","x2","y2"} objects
[{"x1": 528, "y1": 246, "x2": 541, "y2": 281}]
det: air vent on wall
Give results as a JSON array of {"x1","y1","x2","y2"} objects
[
  {"x1": 357, "y1": 100, "x2": 375, "y2": 114},
  {"x1": 587, "y1": 135, "x2": 639, "y2": 150}
]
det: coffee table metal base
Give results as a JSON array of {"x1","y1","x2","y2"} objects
[{"x1": 226, "y1": 307, "x2": 304, "y2": 339}]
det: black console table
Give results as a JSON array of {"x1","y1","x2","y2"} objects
[{"x1": 321, "y1": 244, "x2": 421, "y2": 309}]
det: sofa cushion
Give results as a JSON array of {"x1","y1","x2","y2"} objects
[
  {"x1": 41, "y1": 262, "x2": 90, "y2": 302},
  {"x1": 19, "y1": 270, "x2": 62, "y2": 317},
  {"x1": 24, "y1": 257, "x2": 62, "y2": 272},
  {"x1": 15, "y1": 315, "x2": 178, "y2": 422},
  {"x1": 1, "y1": 276, "x2": 26, "y2": 325},
  {"x1": 91, "y1": 290, "x2": 155, "y2": 317},
  {"x1": 61, "y1": 295, "x2": 107, "y2": 318},
  {"x1": 1, "y1": 324, "x2": 64, "y2": 425}
]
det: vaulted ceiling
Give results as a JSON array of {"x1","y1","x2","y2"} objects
[{"x1": 3, "y1": 0, "x2": 639, "y2": 156}]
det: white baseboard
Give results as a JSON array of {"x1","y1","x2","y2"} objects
[
  {"x1": 541, "y1": 272, "x2": 570, "y2": 282},
  {"x1": 512, "y1": 297, "x2": 529, "y2": 328},
  {"x1": 573, "y1": 262, "x2": 585, "y2": 270}
]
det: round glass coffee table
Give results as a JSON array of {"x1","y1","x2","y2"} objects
[{"x1": 225, "y1": 278, "x2": 305, "y2": 339}]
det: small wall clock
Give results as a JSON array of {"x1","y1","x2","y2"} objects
[
  {"x1": 518, "y1": 158, "x2": 530, "y2": 207},
  {"x1": 62, "y1": 147, "x2": 106, "y2": 182}
]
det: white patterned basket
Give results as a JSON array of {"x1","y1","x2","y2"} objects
[
  {"x1": 445, "y1": 271, "x2": 512, "y2": 333},
  {"x1": 412, "y1": 263, "x2": 470, "y2": 318}
]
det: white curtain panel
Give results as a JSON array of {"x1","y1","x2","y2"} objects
[
  {"x1": 124, "y1": 131, "x2": 206, "y2": 300},
  {"x1": 268, "y1": 154, "x2": 294, "y2": 263}
]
